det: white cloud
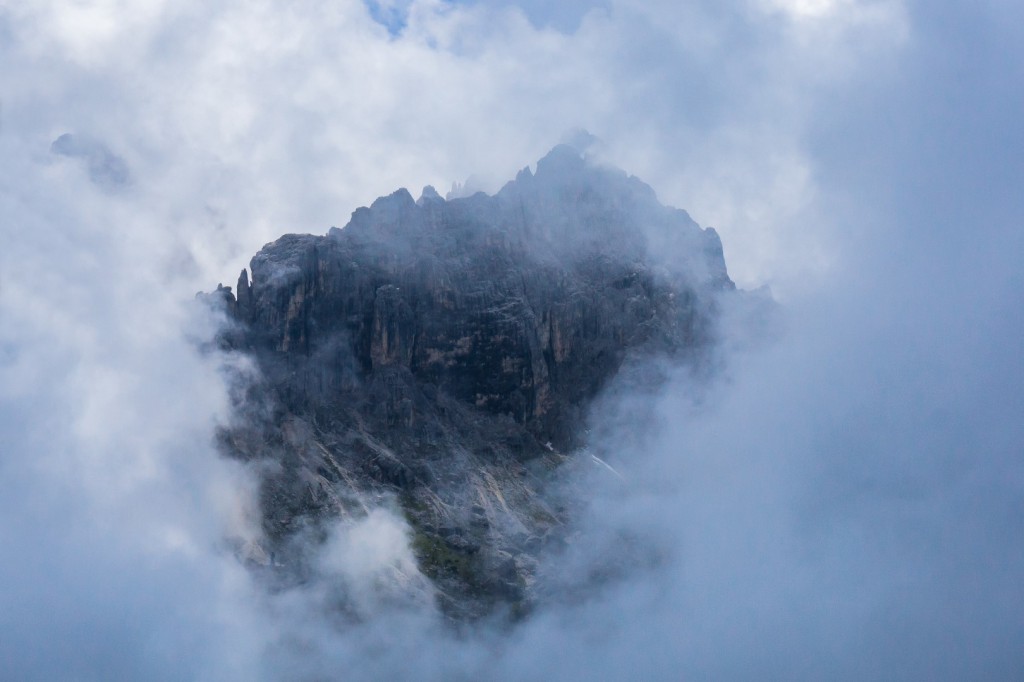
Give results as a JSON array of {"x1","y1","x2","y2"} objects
[
  {"x1": 1, "y1": 0, "x2": 1021, "y2": 677},
  {"x1": 1, "y1": 0, "x2": 909, "y2": 289}
]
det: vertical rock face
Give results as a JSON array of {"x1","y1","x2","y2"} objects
[{"x1": 212, "y1": 144, "x2": 737, "y2": 618}]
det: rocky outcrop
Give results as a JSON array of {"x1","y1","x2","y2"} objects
[{"x1": 209, "y1": 144, "x2": 735, "y2": 618}]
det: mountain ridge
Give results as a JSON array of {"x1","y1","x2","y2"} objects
[{"x1": 205, "y1": 143, "x2": 738, "y2": 618}]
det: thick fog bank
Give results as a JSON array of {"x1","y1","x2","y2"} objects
[{"x1": 1, "y1": 0, "x2": 1022, "y2": 679}]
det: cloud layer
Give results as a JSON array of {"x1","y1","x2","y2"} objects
[{"x1": 1, "y1": 0, "x2": 1022, "y2": 679}]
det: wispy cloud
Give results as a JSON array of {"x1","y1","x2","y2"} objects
[{"x1": 0, "y1": 0, "x2": 1021, "y2": 678}]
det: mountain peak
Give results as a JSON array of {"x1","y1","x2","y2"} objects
[
  {"x1": 207, "y1": 147, "x2": 738, "y2": 618},
  {"x1": 535, "y1": 143, "x2": 587, "y2": 177}
]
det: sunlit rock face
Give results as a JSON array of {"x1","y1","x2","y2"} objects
[{"x1": 210, "y1": 143, "x2": 735, "y2": 618}]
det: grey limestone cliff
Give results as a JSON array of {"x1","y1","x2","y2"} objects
[{"x1": 207, "y1": 144, "x2": 736, "y2": 618}]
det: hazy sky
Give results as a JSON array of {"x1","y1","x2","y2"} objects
[{"x1": 1, "y1": 1, "x2": 1021, "y2": 679}]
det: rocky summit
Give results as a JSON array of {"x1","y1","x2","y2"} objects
[{"x1": 205, "y1": 143, "x2": 737, "y2": 619}]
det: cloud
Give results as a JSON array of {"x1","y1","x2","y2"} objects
[
  {"x1": 51, "y1": 132, "x2": 130, "y2": 187},
  {"x1": 316, "y1": 507, "x2": 436, "y2": 617},
  {"x1": 0, "y1": 0, "x2": 906, "y2": 289},
  {"x1": 0, "y1": 149, "x2": 268, "y2": 678},
  {"x1": 0, "y1": 0, "x2": 1021, "y2": 678}
]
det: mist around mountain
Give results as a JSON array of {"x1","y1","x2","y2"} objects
[
  {"x1": 2, "y1": 1, "x2": 1023, "y2": 679},
  {"x1": 199, "y1": 141, "x2": 750, "y2": 622}
]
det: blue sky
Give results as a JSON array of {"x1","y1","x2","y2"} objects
[
  {"x1": 366, "y1": 0, "x2": 608, "y2": 34},
  {"x1": 0, "y1": 0, "x2": 1022, "y2": 678}
]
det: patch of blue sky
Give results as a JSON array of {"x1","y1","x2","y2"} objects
[
  {"x1": 364, "y1": 0, "x2": 412, "y2": 36},
  {"x1": 365, "y1": 0, "x2": 607, "y2": 35}
]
